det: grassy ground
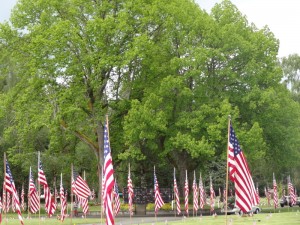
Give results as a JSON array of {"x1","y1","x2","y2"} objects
[{"x1": 2, "y1": 210, "x2": 300, "y2": 225}]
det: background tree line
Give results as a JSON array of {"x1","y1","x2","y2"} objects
[{"x1": 0, "y1": 0, "x2": 300, "y2": 198}]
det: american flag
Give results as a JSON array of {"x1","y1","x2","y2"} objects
[
  {"x1": 72, "y1": 170, "x2": 90, "y2": 215},
  {"x1": 210, "y1": 176, "x2": 215, "y2": 212},
  {"x1": 29, "y1": 167, "x2": 40, "y2": 213},
  {"x1": 114, "y1": 179, "x2": 121, "y2": 216},
  {"x1": 90, "y1": 189, "x2": 95, "y2": 200},
  {"x1": 5, "y1": 159, "x2": 24, "y2": 225},
  {"x1": 103, "y1": 118, "x2": 115, "y2": 225},
  {"x1": 273, "y1": 173, "x2": 278, "y2": 209},
  {"x1": 2, "y1": 183, "x2": 6, "y2": 213},
  {"x1": 184, "y1": 170, "x2": 189, "y2": 216},
  {"x1": 154, "y1": 167, "x2": 164, "y2": 214},
  {"x1": 72, "y1": 170, "x2": 91, "y2": 199},
  {"x1": 6, "y1": 192, "x2": 10, "y2": 212},
  {"x1": 193, "y1": 171, "x2": 198, "y2": 212},
  {"x1": 223, "y1": 187, "x2": 226, "y2": 202},
  {"x1": 228, "y1": 122, "x2": 258, "y2": 213},
  {"x1": 127, "y1": 165, "x2": 134, "y2": 216},
  {"x1": 12, "y1": 190, "x2": 16, "y2": 212},
  {"x1": 288, "y1": 176, "x2": 296, "y2": 206},
  {"x1": 173, "y1": 168, "x2": 181, "y2": 215},
  {"x1": 60, "y1": 174, "x2": 67, "y2": 222},
  {"x1": 54, "y1": 187, "x2": 58, "y2": 208},
  {"x1": 199, "y1": 173, "x2": 205, "y2": 209},
  {"x1": 38, "y1": 160, "x2": 56, "y2": 217},
  {"x1": 265, "y1": 187, "x2": 270, "y2": 206},
  {"x1": 21, "y1": 185, "x2": 25, "y2": 211},
  {"x1": 81, "y1": 198, "x2": 89, "y2": 215},
  {"x1": 255, "y1": 184, "x2": 260, "y2": 204}
]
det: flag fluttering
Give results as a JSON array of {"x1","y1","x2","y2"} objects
[
  {"x1": 12, "y1": 190, "x2": 16, "y2": 212},
  {"x1": 5, "y1": 159, "x2": 24, "y2": 225},
  {"x1": 38, "y1": 159, "x2": 56, "y2": 217},
  {"x1": 154, "y1": 166, "x2": 164, "y2": 214},
  {"x1": 60, "y1": 174, "x2": 67, "y2": 221},
  {"x1": 265, "y1": 187, "x2": 270, "y2": 206},
  {"x1": 288, "y1": 176, "x2": 296, "y2": 206},
  {"x1": 6, "y1": 192, "x2": 10, "y2": 212},
  {"x1": 127, "y1": 165, "x2": 134, "y2": 216},
  {"x1": 228, "y1": 121, "x2": 258, "y2": 213},
  {"x1": 21, "y1": 185, "x2": 25, "y2": 211},
  {"x1": 184, "y1": 170, "x2": 189, "y2": 216},
  {"x1": 114, "y1": 179, "x2": 121, "y2": 216},
  {"x1": 103, "y1": 117, "x2": 115, "y2": 225},
  {"x1": 72, "y1": 170, "x2": 90, "y2": 215},
  {"x1": 173, "y1": 168, "x2": 181, "y2": 215},
  {"x1": 199, "y1": 173, "x2": 205, "y2": 209},
  {"x1": 29, "y1": 167, "x2": 40, "y2": 213},
  {"x1": 193, "y1": 171, "x2": 199, "y2": 213},
  {"x1": 72, "y1": 171, "x2": 91, "y2": 199},
  {"x1": 255, "y1": 184, "x2": 260, "y2": 205},
  {"x1": 90, "y1": 189, "x2": 95, "y2": 200},
  {"x1": 210, "y1": 176, "x2": 215, "y2": 212},
  {"x1": 273, "y1": 173, "x2": 278, "y2": 209}
]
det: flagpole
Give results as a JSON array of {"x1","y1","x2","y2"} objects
[
  {"x1": 70, "y1": 164, "x2": 73, "y2": 225},
  {"x1": 38, "y1": 151, "x2": 41, "y2": 225},
  {"x1": 225, "y1": 115, "x2": 231, "y2": 225},
  {"x1": 4, "y1": 152, "x2": 7, "y2": 225}
]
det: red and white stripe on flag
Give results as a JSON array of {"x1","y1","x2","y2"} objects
[
  {"x1": 173, "y1": 170, "x2": 181, "y2": 215},
  {"x1": 154, "y1": 169, "x2": 164, "y2": 213},
  {"x1": 184, "y1": 171, "x2": 189, "y2": 215},
  {"x1": 5, "y1": 160, "x2": 24, "y2": 225},
  {"x1": 103, "y1": 118, "x2": 115, "y2": 225},
  {"x1": 228, "y1": 122, "x2": 258, "y2": 213}
]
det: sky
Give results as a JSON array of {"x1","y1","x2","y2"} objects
[{"x1": 1, "y1": 0, "x2": 300, "y2": 57}]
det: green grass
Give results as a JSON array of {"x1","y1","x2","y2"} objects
[
  {"x1": 176, "y1": 212, "x2": 300, "y2": 225},
  {"x1": 2, "y1": 211, "x2": 300, "y2": 225}
]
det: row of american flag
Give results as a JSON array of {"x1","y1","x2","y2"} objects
[
  {"x1": 0, "y1": 116, "x2": 115, "y2": 225},
  {"x1": 2, "y1": 117, "x2": 298, "y2": 225},
  {"x1": 2, "y1": 153, "x2": 95, "y2": 225}
]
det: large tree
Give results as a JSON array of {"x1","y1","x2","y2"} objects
[
  {"x1": 0, "y1": 0, "x2": 212, "y2": 191},
  {"x1": 1, "y1": 0, "x2": 300, "y2": 193}
]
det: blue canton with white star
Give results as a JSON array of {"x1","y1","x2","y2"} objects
[
  {"x1": 230, "y1": 124, "x2": 241, "y2": 156},
  {"x1": 104, "y1": 124, "x2": 111, "y2": 158}
]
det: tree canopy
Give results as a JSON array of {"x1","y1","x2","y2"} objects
[{"x1": 0, "y1": 0, "x2": 300, "y2": 193}]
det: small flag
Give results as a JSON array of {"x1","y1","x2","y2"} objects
[
  {"x1": 174, "y1": 168, "x2": 181, "y2": 215},
  {"x1": 154, "y1": 166, "x2": 164, "y2": 214},
  {"x1": 184, "y1": 170, "x2": 189, "y2": 216},
  {"x1": 199, "y1": 173, "x2": 205, "y2": 209},
  {"x1": 5, "y1": 159, "x2": 24, "y2": 225},
  {"x1": 193, "y1": 171, "x2": 199, "y2": 212},
  {"x1": 114, "y1": 179, "x2": 121, "y2": 216},
  {"x1": 127, "y1": 165, "x2": 134, "y2": 216}
]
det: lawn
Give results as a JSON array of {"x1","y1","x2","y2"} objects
[{"x1": 2, "y1": 210, "x2": 300, "y2": 225}]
